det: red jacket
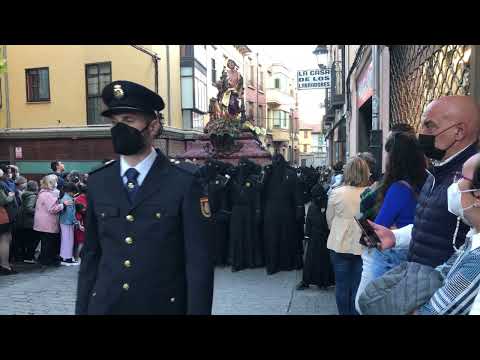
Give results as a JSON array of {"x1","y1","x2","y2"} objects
[{"x1": 74, "y1": 193, "x2": 87, "y2": 244}]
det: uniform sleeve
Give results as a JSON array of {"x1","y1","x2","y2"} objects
[
  {"x1": 75, "y1": 192, "x2": 101, "y2": 315},
  {"x1": 183, "y1": 176, "x2": 215, "y2": 315}
]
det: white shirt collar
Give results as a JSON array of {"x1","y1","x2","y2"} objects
[
  {"x1": 432, "y1": 143, "x2": 474, "y2": 167},
  {"x1": 120, "y1": 148, "x2": 158, "y2": 187}
]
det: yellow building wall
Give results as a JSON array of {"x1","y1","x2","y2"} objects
[
  {"x1": 298, "y1": 129, "x2": 312, "y2": 153},
  {"x1": 0, "y1": 73, "x2": 6, "y2": 128},
  {"x1": 3, "y1": 45, "x2": 182, "y2": 130},
  {"x1": 152, "y1": 45, "x2": 182, "y2": 129},
  {"x1": 7, "y1": 45, "x2": 86, "y2": 128}
]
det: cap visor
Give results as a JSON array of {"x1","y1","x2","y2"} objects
[{"x1": 101, "y1": 106, "x2": 150, "y2": 118}]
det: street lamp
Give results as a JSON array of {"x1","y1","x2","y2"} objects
[{"x1": 313, "y1": 45, "x2": 329, "y2": 69}]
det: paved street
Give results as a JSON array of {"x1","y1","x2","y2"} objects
[{"x1": 0, "y1": 264, "x2": 337, "y2": 315}]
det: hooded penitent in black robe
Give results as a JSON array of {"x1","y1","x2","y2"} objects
[
  {"x1": 228, "y1": 158, "x2": 264, "y2": 271},
  {"x1": 302, "y1": 183, "x2": 335, "y2": 287},
  {"x1": 263, "y1": 154, "x2": 304, "y2": 275},
  {"x1": 200, "y1": 159, "x2": 233, "y2": 266}
]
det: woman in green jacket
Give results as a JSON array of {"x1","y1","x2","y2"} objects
[{"x1": 16, "y1": 181, "x2": 39, "y2": 264}]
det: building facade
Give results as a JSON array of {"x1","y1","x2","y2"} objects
[
  {"x1": 321, "y1": 44, "x2": 477, "y2": 175},
  {"x1": 0, "y1": 45, "x2": 193, "y2": 178},
  {"x1": 298, "y1": 127, "x2": 314, "y2": 167},
  {"x1": 322, "y1": 45, "x2": 347, "y2": 167},
  {"x1": 243, "y1": 51, "x2": 267, "y2": 131},
  {"x1": 266, "y1": 63, "x2": 299, "y2": 163},
  {"x1": 310, "y1": 122, "x2": 327, "y2": 167}
]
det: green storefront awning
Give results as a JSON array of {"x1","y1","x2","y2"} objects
[{"x1": 14, "y1": 160, "x2": 105, "y2": 175}]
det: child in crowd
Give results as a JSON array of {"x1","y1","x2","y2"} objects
[
  {"x1": 73, "y1": 183, "x2": 87, "y2": 262},
  {"x1": 59, "y1": 182, "x2": 81, "y2": 266}
]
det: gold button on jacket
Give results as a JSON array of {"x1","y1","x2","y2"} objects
[{"x1": 76, "y1": 151, "x2": 214, "y2": 315}]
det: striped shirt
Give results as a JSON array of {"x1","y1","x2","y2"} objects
[{"x1": 417, "y1": 231, "x2": 480, "y2": 315}]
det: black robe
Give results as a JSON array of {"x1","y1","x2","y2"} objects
[
  {"x1": 228, "y1": 161, "x2": 264, "y2": 271},
  {"x1": 208, "y1": 174, "x2": 231, "y2": 266},
  {"x1": 303, "y1": 196, "x2": 335, "y2": 288},
  {"x1": 263, "y1": 163, "x2": 304, "y2": 275},
  {"x1": 200, "y1": 160, "x2": 233, "y2": 267}
]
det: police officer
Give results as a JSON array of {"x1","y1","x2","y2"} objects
[{"x1": 75, "y1": 80, "x2": 214, "y2": 315}]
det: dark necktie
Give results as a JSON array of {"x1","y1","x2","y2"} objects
[{"x1": 125, "y1": 168, "x2": 140, "y2": 203}]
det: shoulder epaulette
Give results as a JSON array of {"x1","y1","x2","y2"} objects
[{"x1": 89, "y1": 160, "x2": 117, "y2": 176}]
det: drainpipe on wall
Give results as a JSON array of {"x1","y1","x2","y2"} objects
[
  {"x1": 154, "y1": 56, "x2": 159, "y2": 94},
  {"x1": 2, "y1": 45, "x2": 11, "y2": 128},
  {"x1": 131, "y1": 45, "x2": 160, "y2": 94},
  {"x1": 166, "y1": 45, "x2": 172, "y2": 127}
]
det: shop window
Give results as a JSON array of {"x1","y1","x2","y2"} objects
[{"x1": 26, "y1": 67, "x2": 50, "y2": 102}]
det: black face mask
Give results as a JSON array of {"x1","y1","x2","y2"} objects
[
  {"x1": 111, "y1": 122, "x2": 148, "y2": 155},
  {"x1": 418, "y1": 123, "x2": 458, "y2": 161}
]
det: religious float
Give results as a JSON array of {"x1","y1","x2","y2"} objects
[{"x1": 176, "y1": 59, "x2": 271, "y2": 165}]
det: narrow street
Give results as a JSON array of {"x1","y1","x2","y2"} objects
[{"x1": 0, "y1": 265, "x2": 337, "y2": 315}]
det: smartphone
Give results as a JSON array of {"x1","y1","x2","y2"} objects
[{"x1": 355, "y1": 217, "x2": 381, "y2": 248}]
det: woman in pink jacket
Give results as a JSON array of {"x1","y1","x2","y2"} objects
[{"x1": 34, "y1": 174, "x2": 72, "y2": 267}]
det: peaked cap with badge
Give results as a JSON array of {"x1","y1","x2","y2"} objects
[{"x1": 101, "y1": 80, "x2": 165, "y2": 118}]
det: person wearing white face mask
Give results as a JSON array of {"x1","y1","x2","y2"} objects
[
  {"x1": 414, "y1": 153, "x2": 480, "y2": 315},
  {"x1": 356, "y1": 96, "x2": 480, "y2": 315}
]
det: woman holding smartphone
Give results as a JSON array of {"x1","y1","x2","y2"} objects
[{"x1": 355, "y1": 131, "x2": 427, "y2": 313}]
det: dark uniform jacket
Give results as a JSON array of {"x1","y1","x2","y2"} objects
[{"x1": 75, "y1": 149, "x2": 214, "y2": 315}]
